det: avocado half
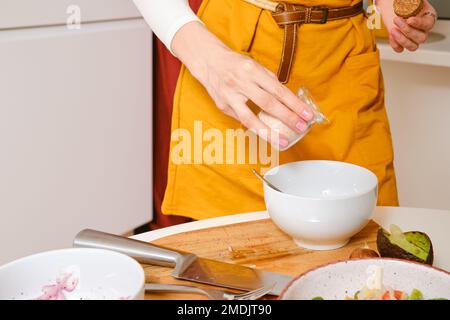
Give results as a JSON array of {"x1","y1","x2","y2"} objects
[{"x1": 377, "y1": 226, "x2": 434, "y2": 265}]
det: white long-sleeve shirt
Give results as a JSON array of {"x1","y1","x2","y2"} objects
[{"x1": 133, "y1": 0, "x2": 202, "y2": 55}]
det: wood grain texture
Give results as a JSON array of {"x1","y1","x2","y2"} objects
[{"x1": 143, "y1": 219, "x2": 379, "y2": 300}]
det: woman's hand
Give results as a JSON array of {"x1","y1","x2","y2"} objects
[
  {"x1": 378, "y1": 0, "x2": 437, "y2": 52},
  {"x1": 171, "y1": 22, "x2": 314, "y2": 148}
]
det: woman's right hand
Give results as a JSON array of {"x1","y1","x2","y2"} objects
[{"x1": 172, "y1": 22, "x2": 314, "y2": 148}]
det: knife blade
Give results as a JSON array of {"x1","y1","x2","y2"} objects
[
  {"x1": 174, "y1": 256, "x2": 292, "y2": 295},
  {"x1": 73, "y1": 229, "x2": 292, "y2": 295}
]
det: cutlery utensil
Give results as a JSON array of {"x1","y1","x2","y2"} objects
[
  {"x1": 144, "y1": 283, "x2": 273, "y2": 300},
  {"x1": 252, "y1": 169, "x2": 283, "y2": 192},
  {"x1": 73, "y1": 229, "x2": 292, "y2": 296}
]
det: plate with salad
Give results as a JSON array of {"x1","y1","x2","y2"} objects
[{"x1": 280, "y1": 258, "x2": 450, "y2": 300}]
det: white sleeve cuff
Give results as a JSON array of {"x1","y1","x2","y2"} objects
[
  {"x1": 162, "y1": 14, "x2": 203, "y2": 55},
  {"x1": 133, "y1": 0, "x2": 203, "y2": 56}
]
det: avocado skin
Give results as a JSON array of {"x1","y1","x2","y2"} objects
[{"x1": 376, "y1": 229, "x2": 434, "y2": 265}]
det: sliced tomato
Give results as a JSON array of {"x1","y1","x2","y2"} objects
[{"x1": 382, "y1": 290, "x2": 404, "y2": 300}]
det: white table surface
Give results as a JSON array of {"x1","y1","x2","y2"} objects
[{"x1": 132, "y1": 206, "x2": 450, "y2": 271}]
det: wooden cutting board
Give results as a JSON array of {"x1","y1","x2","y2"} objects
[{"x1": 143, "y1": 219, "x2": 379, "y2": 300}]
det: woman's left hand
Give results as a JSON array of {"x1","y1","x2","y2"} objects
[{"x1": 380, "y1": 0, "x2": 437, "y2": 53}]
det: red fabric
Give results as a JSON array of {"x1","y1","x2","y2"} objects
[{"x1": 150, "y1": 0, "x2": 203, "y2": 230}]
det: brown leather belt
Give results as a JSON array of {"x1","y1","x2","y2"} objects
[{"x1": 270, "y1": 2, "x2": 364, "y2": 83}]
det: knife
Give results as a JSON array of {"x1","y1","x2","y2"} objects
[{"x1": 73, "y1": 229, "x2": 292, "y2": 296}]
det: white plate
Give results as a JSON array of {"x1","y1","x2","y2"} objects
[{"x1": 280, "y1": 258, "x2": 450, "y2": 300}]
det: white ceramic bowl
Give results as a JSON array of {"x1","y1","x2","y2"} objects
[
  {"x1": 0, "y1": 248, "x2": 145, "y2": 300},
  {"x1": 280, "y1": 258, "x2": 450, "y2": 300},
  {"x1": 264, "y1": 160, "x2": 378, "y2": 250}
]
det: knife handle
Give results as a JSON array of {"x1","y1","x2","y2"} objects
[{"x1": 73, "y1": 229, "x2": 185, "y2": 267}]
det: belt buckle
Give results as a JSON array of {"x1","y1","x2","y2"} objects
[{"x1": 312, "y1": 6, "x2": 329, "y2": 24}]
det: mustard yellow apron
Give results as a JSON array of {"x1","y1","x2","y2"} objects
[{"x1": 162, "y1": 0, "x2": 399, "y2": 220}]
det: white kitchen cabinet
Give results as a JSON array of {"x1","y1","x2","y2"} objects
[
  {"x1": 0, "y1": 8, "x2": 152, "y2": 263},
  {"x1": 0, "y1": 0, "x2": 141, "y2": 29},
  {"x1": 382, "y1": 61, "x2": 450, "y2": 210},
  {"x1": 379, "y1": 20, "x2": 450, "y2": 211}
]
